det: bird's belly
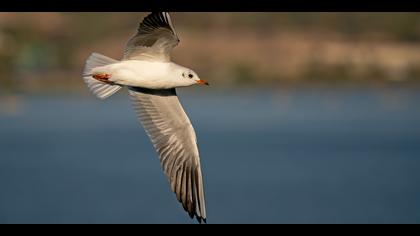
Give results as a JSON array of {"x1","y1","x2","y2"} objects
[{"x1": 107, "y1": 62, "x2": 173, "y2": 89}]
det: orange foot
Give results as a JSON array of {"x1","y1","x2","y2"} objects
[{"x1": 92, "y1": 73, "x2": 111, "y2": 83}]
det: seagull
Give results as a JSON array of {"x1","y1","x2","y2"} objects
[{"x1": 82, "y1": 12, "x2": 208, "y2": 223}]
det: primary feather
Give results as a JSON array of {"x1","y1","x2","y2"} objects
[{"x1": 128, "y1": 87, "x2": 207, "y2": 222}]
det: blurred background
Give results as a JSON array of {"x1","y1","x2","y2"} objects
[{"x1": 0, "y1": 13, "x2": 419, "y2": 224}]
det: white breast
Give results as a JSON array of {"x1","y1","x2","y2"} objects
[{"x1": 93, "y1": 60, "x2": 181, "y2": 89}]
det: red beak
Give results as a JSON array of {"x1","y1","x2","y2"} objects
[{"x1": 197, "y1": 79, "x2": 209, "y2": 86}]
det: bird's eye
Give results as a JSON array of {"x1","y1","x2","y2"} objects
[{"x1": 188, "y1": 74, "x2": 193, "y2": 78}]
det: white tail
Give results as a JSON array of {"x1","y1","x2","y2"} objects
[{"x1": 83, "y1": 53, "x2": 122, "y2": 100}]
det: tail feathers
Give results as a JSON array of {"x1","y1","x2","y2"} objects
[{"x1": 83, "y1": 53, "x2": 122, "y2": 100}]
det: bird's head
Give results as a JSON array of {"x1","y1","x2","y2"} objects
[{"x1": 180, "y1": 69, "x2": 209, "y2": 86}]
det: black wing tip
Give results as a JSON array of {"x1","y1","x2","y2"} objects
[
  {"x1": 187, "y1": 210, "x2": 206, "y2": 224},
  {"x1": 148, "y1": 11, "x2": 167, "y2": 15},
  {"x1": 141, "y1": 12, "x2": 170, "y2": 27},
  {"x1": 187, "y1": 209, "x2": 206, "y2": 224},
  {"x1": 137, "y1": 11, "x2": 179, "y2": 45},
  {"x1": 195, "y1": 216, "x2": 206, "y2": 224}
]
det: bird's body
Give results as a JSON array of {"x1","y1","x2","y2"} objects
[
  {"x1": 82, "y1": 12, "x2": 208, "y2": 223},
  {"x1": 91, "y1": 60, "x2": 195, "y2": 89}
]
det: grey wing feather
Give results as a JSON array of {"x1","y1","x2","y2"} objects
[
  {"x1": 124, "y1": 12, "x2": 180, "y2": 62},
  {"x1": 128, "y1": 87, "x2": 206, "y2": 223}
]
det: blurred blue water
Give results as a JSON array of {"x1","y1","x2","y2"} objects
[{"x1": 0, "y1": 87, "x2": 419, "y2": 224}]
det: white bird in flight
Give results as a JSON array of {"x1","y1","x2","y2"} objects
[{"x1": 82, "y1": 12, "x2": 208, "y2": 223}]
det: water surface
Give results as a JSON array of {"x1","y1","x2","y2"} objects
[{"x1": 0, "y1": 87, "x2": 419, "y2": 223}]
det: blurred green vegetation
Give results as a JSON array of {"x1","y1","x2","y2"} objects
[
  {"x1": 237, "y1": 13, "x2": 420, "y2": 42},
  {"x1": 0, "y1": 12, "x2": 420, "y2": 94}
]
